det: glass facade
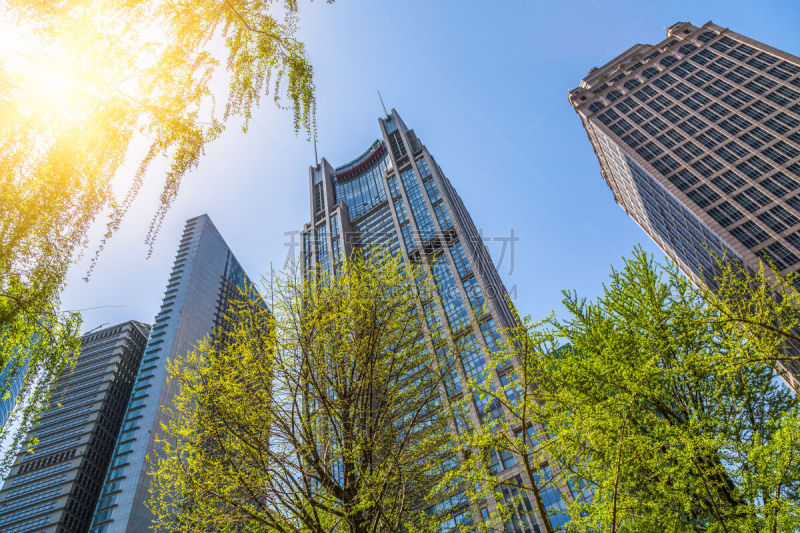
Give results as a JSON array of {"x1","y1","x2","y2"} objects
[
  {"x1": 300, "y1": 110, "x2": 559, "y2": 531},
  {"x1": 0, "y1": 355, "x2": 27, "y2": 428},
  {"x1": 571, "y1": 21, "x2": 800, "y2": 391},
  {"x1": 88, "y1": 215, "x2": 257, "y2": 532},
  {"x1": 0, "y1": 321, "x2": 150, "y2": 533}
]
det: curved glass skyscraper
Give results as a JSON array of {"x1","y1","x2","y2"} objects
[{"x1": 302, "y1": 110, "x2": 564, "y2": 531}]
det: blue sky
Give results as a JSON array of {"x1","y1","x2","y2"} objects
[{"x1": 62, "y1": 0, "x2": 800, "y2": 333}]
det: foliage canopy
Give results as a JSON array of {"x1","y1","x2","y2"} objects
[
  {"x1": 454, "y1": 248, "x2": 800, "y2": 532},
  {"x1": 148, "y1": 253, "x2": 458, "y2": 532}
]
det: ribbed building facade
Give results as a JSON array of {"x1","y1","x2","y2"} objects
[
  {"x1": 89, "y1": 214, "x2": 258, "y2": 532},
  {"x1": 0, "y1": 320, "x2": 150, "y2": 533},
  {"x1": 569, "y1": 21, "x2": 800, "y2": 391},
  {"x1": 301, "y1": 110, "x2": 569, "y2": 532}
]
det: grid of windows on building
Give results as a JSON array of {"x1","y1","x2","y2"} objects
[
  {"x1": 570, "y1": 20, "x2": 800, "y2": 391},
  {"x1": 88, "y1": 215, "x2": 261, "y2": 533},
  {"x1": 0, "y1": 321, "x2": 150, "y2": 533},
  {"x1": 301, "y1": 110, "x2": 577, "y2": 531}
]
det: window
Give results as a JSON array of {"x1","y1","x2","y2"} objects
[
  {"x1": 766, "y1": 91, "x2": 791, "y2": 107},
  {"x1": 761, "y1": 177, "x2": 789, "y2": 197},
  {"x1": 787, "y1": 232, "x2": 800, "y2": 251},
  {"x1": 662, "y1": 108, "x2": 680, "y2": 123},
  {"x1": 771, "y1": 205, "x2": 800, "y2": 228},
  {"x1": 686, "y1": 184, "x2": 720, "y2": 207},
  {"x1": 667, "y1": 82, "x2": 692, "y2": 99},
  {"x1": 773, "y1": 171, "x2": 800, "y2": 191},
  {"x1": 636, "y1": 142, "x2": 662, "y2": 161},
  {"x1": 744, "y1": 79, "x2": 768, "y2": 95},
  {"x1": 765, "y1": 118, "x2": 789, "y2": 135},
  {"x1": 660, "y1": 55, "x2": 678, "y2": 67},
  {"x1": 775, "y1": 141, "x2": 800, "y2": 160},
  {"x1": 449, "y1": 242, "x2": 471, "y2": 278},
  {"x1": 743, "y1": 105, "x2": 766, "y2": 121},
  {"x1": 763, "y1": 242, "x2": 800, "y2": 268},
  {"x1": 659, "y1": 154, "x2": 680, "y2": 171},
  {"x1": 715, "y1": 145, "x2": 740, "y2": 164},
  {"x1": 633, "y1": 86, "x2": 657, "y2": 102},
  {"x1": 711, "y1": 39, "x2": 732, "y2": 53},
  {"x1": 726, "y1": 70, "x2": 747, "y2": 84},
  {"x1": 757, "y1": 52, "x2": 779, "y2": 65},
  {"x1": 733, "y1": 188, "x2": 768, "y2": 213},
  {"x1": 691, "y1": 160, "x2": 714, "y2": 178},
  {"x1": 708, "y1": 201, "x2": 743, "y2": 226},
  {"x1": 642, "y1": 67, "x2": 660, "y2": 78},
  {"x1": 788, "y1": 195, "x2": 800, "y2": 214},
  {"x1": 698, "y1": 31, "x2": 717, "y2": 43},
  {"x1": 731, "y1": 220, "x2": 769, "y2": 247},
  {"x1": 758, "y1": 213, "x2": 786, "y2": 233},
  {"x1": 728, "y1": 48, "x2": 749, "y2": 62},
  {"x1": 686, "y1": 92, "x2": 710, "y2": 110},
  {"x1": 607, "y1": 89, "x2": 623, "y2": 102},
  {"x1": 679, "y1": 43, "x2": 697, "y2": 55},
  {"x1": 624, "y1": 79, "x2": 641, "y2": 90},
  {"x1": 687, "y1": 116, "x2": 708, "y2": 130},
  {"x1": 588, "y1": 101, "x2": 605, "y2": 113},
  {"x1": 764, "y1": 146, "x2": 789, "y2": 165},
  {"x1": 757, "y1": 75, "x2": 778, "y2": 89},
  {"x1": 719, "y1": 119, "x2": 741, "y2": 135},
  {"x1": 615, "y1": 100, "x2": 633, "y2": 114},
  {"x1": 674, "y1": 146, "x2": 693, "y2": 163},
  {"x1": 705, "y1": 84, "x2": 725, "y2": 98},
  {"x1": 777, "y1": 112, "x2": 800, "y2": 128},
  {"x1": 642, "y1": 122, "x2": 659, "y2": 136},
  {"x1": 712, "y1": 170, "x2": 745, "y2": 193},
  {"x1": 781, "y1": 86, "x2": 800, "y2": 101},
  {"x1": 673, "y1": 62, "x2": 697, "y2": 78},
  {"x1": 678, "y1": 121, "x2": 697, "y2": 135},
  {"x1": 647, "y1": 100, "x2": 665, "y2": 113},
  {"x1": 700, "y1": 108, "x2": 721, "y2": 122},
  {"x1": 779, "y1": 61, "x2": 800, "y2": 75},
  {"x1": 668, "y1": 169, "x2": 699, "y2": 190},
  {"x1": 736, "y1": 160, "x2": 762, "y2": 180}
]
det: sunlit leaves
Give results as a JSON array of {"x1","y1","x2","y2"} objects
[
  {"x1": 147, "y1": 253, "x2": 455, "y2": 532},
  {"x1": 0, "y1": 0, "x2": 318, "y2": 457}
]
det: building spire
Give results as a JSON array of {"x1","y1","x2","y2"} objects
[{"x1": 378, "y1": 90, "x2": 388, "y2": 117}]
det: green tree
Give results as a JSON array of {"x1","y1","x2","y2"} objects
[
  {"x1": 147, "y1": 253, "x2": 459, "y2": 532},
  {"x1": 461, "y1": 248, "x2": 800, "y2": 532},
  {"x1": 1, "y1": 0, "x2": 319, "y2": 453}
]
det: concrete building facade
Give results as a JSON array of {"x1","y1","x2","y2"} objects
[{"x1": 570, "y1": 21, "x2": 800, "y2": 391}]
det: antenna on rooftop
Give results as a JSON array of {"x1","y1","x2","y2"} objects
[
  {"x1": 378, "y1": 90, "x2": 389, "y2": 117},
  {"x1": 313, "y1": 136, "x2": 319, "y2": 167}
]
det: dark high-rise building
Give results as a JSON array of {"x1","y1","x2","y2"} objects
[
  {"x1": 0, "y1": 320, "x2": 150, "y2": 533},
  {"x1": 302, "y1": 110, "x2": 568, "y2": 531},
  {"x1": 89, "y1": 214, "x2": 259, "y2": 533},
  {"x1": 569, "y1": 21, "x2": 800, "y2": 391}
]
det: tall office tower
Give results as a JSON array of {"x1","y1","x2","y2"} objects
[
  {"x1": 301, "y1": 110, "x2": 566, "y2": 531},
  {"x1": 569, "y1": 21, "x2": 800, "y2": 391},
  {"x1": 0, "y1": 320, "x2": 150, "y2": 533},
  {"x1": 89, "y1": 214, "x2": 258, "y2": 532}
]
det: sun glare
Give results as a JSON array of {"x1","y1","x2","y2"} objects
[{"x1": 0, "y1": 16, "x2": 93, "y2": 124}]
